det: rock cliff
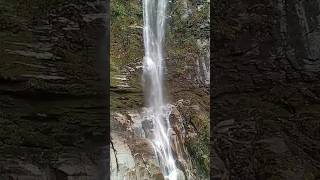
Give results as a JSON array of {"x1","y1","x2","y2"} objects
[
  {"x1": 0, "y1": 0, "x2": 108, "y2": 179},
  {"x1": 110, "y1": 0, "x2": 210, "y2": 179},
  {"x1": 213, "y1": 0, "x2": 320, "y2": 179}
]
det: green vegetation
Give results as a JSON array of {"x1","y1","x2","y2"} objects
[
  {"x1": 110, "y1": 0, "x2": 210, "y2": 177},
  {"x1": 167, "y1": 1, "x2": 210, "y2": 176},
  {"x1": 111, "y1": 0, "x2": 143, "y2": 67},
  {"x1": 110, "y1": 0, "x2": 144, "y2": 111},
  {"x1": 187, "y1": 113, "x2": 210, "y2": 175}
]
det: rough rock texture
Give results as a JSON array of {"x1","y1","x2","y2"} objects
[
  {"x1": 212, "y1": 0, "x2": 320, "y2": 179},
  {"x1": 110, "y1": 112, "x2": 167, "y2": 180},
  {"x1": 0, "y1": 0, "x2": 108, "y2": 179},
  {"x1": 166, "y1": 1, "x2": 210, "y2": 177},
  {"x1": 110, "y1": 103, "x2": 201, "y2": 179},
  {"x1": 110, "y1": 0, "x2": 210, "y2": 179}
]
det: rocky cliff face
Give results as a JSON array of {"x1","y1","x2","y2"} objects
[
  {"x1": 110, "y1": 0, "x2": 210, "y2": 179},
  {"x1": 0, "y1": 0, "x2": 108, "y2": 179},
  {"x1": 213, "y1": 0, "x2": 320, "y2": 179}
]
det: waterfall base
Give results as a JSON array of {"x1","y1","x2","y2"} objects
[{"x1": 110, "y1": 102, "x2": 204, "y2": 180}]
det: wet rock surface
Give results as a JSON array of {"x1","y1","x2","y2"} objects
[
  {"x1": 110, "y1": 111, "x2": 163, "y2": 180},
  {"x1": 110, "y1": 0, "x2": 210, "y2": 179},
  {"x1": 0, "y1": 0, "x2": 108, "y2": 179},
  {"x1": 110, "y1": 103, "x2": 203, "y2": 180},
  {"x1": 213, "y1": 0, "x2": 320, "y2": 179}
]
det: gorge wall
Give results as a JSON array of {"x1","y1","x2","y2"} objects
[
  {"x1": 2, "y1": 0, "x2": 318, "y2": 179},
  {"x1": 0, "y1": 0, "x2": 108, "y2": 179},
  {"x1": 110, "y1": 0, "x2": 210, "y2": 179},
  {"x1": 212, "y1": 0, "x2": 320, "y2": 179}
]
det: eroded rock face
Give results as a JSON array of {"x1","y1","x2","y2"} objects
[
  {"x1": 110, "y1": 0, "x2": 210, "y2": 179},
  {"x1": 0, "y1": 0, "x2": 108, "y2": 179},
  {"x1": 110, "y1": 100, "x2": 209, "y2": 179},
  {"x1": 0, "y1": 148, "x2": 105, "y2": 180},
  {"x1": 110, "y1": 111, "x2": 164, "y2": 180},
  {"x1": 213, "y1": 0, "x2": 320, "y2": 179}
]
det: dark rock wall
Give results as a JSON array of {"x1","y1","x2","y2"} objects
[
  {"x1": 212, "y1": 0, "x2": 320, "y2": 179},
  {"x1": 0, "y1": 0, "x2": 108, "y2": 179}
]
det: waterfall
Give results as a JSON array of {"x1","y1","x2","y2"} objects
[{"x1": 142, "y1": 0, "x2": 179, "y2": 179}]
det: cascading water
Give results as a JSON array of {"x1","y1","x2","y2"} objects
[{"x1": 142, "y1": 0, "x2": 179, "y2": 179}]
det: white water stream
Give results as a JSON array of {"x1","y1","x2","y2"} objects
[{"x1": 142, "y1": 0, "x2": 179, "y2": 179}]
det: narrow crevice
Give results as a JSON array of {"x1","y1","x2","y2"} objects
[{"x1": 110, "y1": 138, "x2": 119, "y2": 172}]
